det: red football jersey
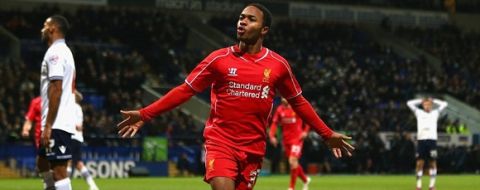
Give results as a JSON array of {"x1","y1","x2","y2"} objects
[
  {"x1": 269, "y1": 104, "x2": 309, "y2": 145},
  {"x1": 185, "y1": 45, "x2": 302, "y2": 155},
  {"x1": 25, "y1": 96, "x2": 42, "y2": 148},
  {"x1": 25, "y1": 96, "x2": 41, "y2": 126}
]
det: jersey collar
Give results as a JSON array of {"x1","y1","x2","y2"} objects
[
  {"x1": 52, "y1": 39, "x2": 66, "y2": 46},
  {"x1": 231, "y1": 45, "x2": 269, "y2": 63}
]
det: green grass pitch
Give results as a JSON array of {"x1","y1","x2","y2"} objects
[{"x1": 0, "y1": 175, "x2": 478, "y2": 190}]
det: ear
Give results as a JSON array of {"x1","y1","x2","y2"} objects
[
  {"x1": 49, "y1": 23, "x2": 59, "y2": 34},
  {"x1": 261, "y1": 26, "x2": 269, "y2": 35},
  {"x1": 48, "y1": 27, "x2": 55, "y2": 34}
]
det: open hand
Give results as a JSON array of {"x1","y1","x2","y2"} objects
[
  {"x1": 117, "y1": 110, "x2": 144, "y2": 138},
  {"x1": 325, "y1": 132, "x2": 355, "y2": 158}
]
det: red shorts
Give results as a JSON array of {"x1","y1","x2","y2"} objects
[
  {"x1": 283, "y1": 141, "x2": 303, "y2": 158},
  {"x1": 204, "y1": 141, "x2": 263, "y2": 190}
]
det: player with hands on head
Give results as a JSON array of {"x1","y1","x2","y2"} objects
[{"x1": 407, "y1": 97, "x2": 448, "y2": 190}]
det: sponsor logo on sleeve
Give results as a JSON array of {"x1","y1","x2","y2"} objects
[{"x1": 48, "y1": 55, "x2": 59, "y2": 65}]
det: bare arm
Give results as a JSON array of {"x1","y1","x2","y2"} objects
[
  {"x1": 23, "y1": 98, "x2": 37, "y2": 138},
  {"x1": 21, "y1": 120, "x2": 33, "y2": 138},
  {"x1": 42, "y1": 80, "x2": 62, "y2": 147},
  {"x1": 46, "y1": 80, "x2": 62, "y2": 127}
]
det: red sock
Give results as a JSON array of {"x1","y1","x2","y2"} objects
[
  {"x1": 290, "y1": 168, "x2": 298, "y2": 189},
  {"x1": 297, "y1": 166, "x2": 307, "y2": 183}
]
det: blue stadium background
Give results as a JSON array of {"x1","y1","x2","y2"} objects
[{"x1": 0, "y1": 0, "x2": 479, "y2": 178}]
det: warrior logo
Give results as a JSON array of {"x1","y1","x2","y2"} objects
[{"x1": 228, "y1": 68, "x2": 238, "y2": 76}]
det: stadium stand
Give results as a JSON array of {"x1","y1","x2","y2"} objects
[
  {"x1": 0, "y1": 1, "x2": 479, "y2": 177},
  {"x1": 393, "y1": 25, "x2": 480, "y2": 109}
]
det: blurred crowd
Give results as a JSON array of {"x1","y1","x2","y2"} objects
[
  {"x1": 0, "y1": 5, "x2": 479, "y2": 174},
  {"x1": 0, "y1": 58, "x2": 36, "y2": 143},
  {"x1": 0, "y1": 5, "x2": 204, "y2": 147},
  {"x1": 393, "y1": 25, "x2": 480, "y2": 109},
  {"x1": 210, "y1": 17, "x2": 479, "y2": 173},
  {"x1": 294, "y1": 0, "x2": 479, "y2": 13}
]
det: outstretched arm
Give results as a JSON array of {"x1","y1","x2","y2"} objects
[
  {"x1": 433, "y1": 99, "x2": 448, "y2": 112},
  {"x1": 117, "y1": 83, "x2": 196, "y2": 137},
  {"x1": 118, "y1": 49, "x2": 223, "y2": 137},
  {"x1": 406, "y1": 98, "x2": 422, "y2": 112},
  {"x1": 287, "y1": 95, "x2": 332, "y2": 138},
  {"x1": 287, "y1": 95, "x2": 354, "y2": 158},
  {"x1": 140, "y1": 83, "x2": 197, "y2": 121}
]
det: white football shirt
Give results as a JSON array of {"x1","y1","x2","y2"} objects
[
  {"x1": 407, "y1": 99, "x2": 448, "y2": 140},
  {"x1": 40, "y1": 39, "x2": 76, "y2": 134},
  {"x1": 71, "y1": 103, "x2": 84, "y2": 142}
]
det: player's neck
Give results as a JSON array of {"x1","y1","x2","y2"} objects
[
  {"x1": 48, "y1": 35, "x2": 64, "y2": 47},
  {"x1": 238, "y1": 40, "x2": 263, "y2": 54}
]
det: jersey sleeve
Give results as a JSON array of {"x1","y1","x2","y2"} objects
[
  {"x1": 406, "y1": 99, "x2": 422, "y2": 112},
  {"x1": 25, "y1": 99, "x2": 37, "y2": 121},
  {"x1": 288, "y1": 95, "x2": 333, "y2": 139},
  {"x1": 185, "y1": 49, "x2": 228, "y2": 92},
  {"x1": 268, "y1": 107, "x2": 281, "y2": 139},
  {"x1": 46, "y1": 52, "x2": 65, "y2": 80},
  {"x1": 275, "y1": 57, "x2": 302, "y2": 99}
]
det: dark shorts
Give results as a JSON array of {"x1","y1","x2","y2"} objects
[
  {"x1": 416, "y1": 140, "x2": 437, "y2": 160},
  {"x1": 70, "y1": 139, "x2": 83, "y2": 164},
  {"x1": 38, "y1": 129, "x2": 73, "y2": 161}
]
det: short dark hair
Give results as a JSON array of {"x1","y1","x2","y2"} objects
[
  {"x1": 49, "y1": 15, "x2": 70, "y2": 36},
  {"x1": 246, "y1": 3, "x2": 272, "y2": 28}
]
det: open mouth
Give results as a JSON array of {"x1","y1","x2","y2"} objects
[{"x1": 237, "y1": 26, "x2": 245, "y2": 35}]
